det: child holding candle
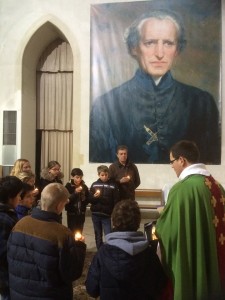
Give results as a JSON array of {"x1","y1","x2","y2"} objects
[
  {"x1": 89, "y1": 165, "x2": 120, "y2": 250},
  {"x1": 65, "y1": 168, "x2": 89, "y2": 233}
]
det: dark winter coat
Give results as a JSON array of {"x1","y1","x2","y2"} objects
[
  {"x1": 7, "y1": 208, "x2": 86, "y2": 300},
  {"x1": 85, "y1": 231, "x2": 167, "y2": 300},
  {"x1": 109, "y1": 159, "x2": 140, "y2": 201},
  {"x1": 65, "y1": 180, "x2": 89, "y2": 215},
  {"x1": 89, "y1": 179, "x2": 119, "y2": 216},
  {"x1": 37, "y1": 168, "x2": 64, "y2": 198},
  {"x1": 0, "y1": 203, "x2": 18, "y2": 295},
  {"x1": 90, "y1": 69, "x2": 220, "y2": 164}
]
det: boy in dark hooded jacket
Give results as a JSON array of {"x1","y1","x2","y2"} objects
[{"x1": 85, "y1": 199, "x2": 167, "y2": 300}]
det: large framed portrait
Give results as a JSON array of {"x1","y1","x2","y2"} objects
[{"x1": 89, "y1": 0, "x2": 221, "y2": 164}]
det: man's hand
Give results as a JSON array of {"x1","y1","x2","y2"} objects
[{"x1": 120, "y1": 176, "x2": 130, "y2": 183}]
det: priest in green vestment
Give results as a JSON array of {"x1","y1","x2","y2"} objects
[{"x1": 156, "y1": 140, "x2": 225, "y2": 300}]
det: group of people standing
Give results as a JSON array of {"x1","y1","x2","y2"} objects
[
  {"x1": 86, "y1": 140, "x2": 225, "y2": 300},
  {"x1": 0, "y1": 141, "x2": 225, "y2": 299},
  {"x1": 1, "y1": 5, "x2": 224, "y2": 300},
  {"x1": 0, "y1": 144, "x2": 142, "y2": 300},
  {"x1": 65, "y1": 145, "x2": 140, "y2": 250}
]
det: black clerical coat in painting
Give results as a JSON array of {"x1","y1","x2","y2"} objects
[{"x1": 89, "y1": 69, "x2": 220, "y2": 164}]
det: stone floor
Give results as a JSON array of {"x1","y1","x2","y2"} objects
[{"x1": 73, "y1": 251, "x2": 96, "y2": 300}]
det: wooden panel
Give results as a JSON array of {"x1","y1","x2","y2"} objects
[
  {"x1": 135, "y1": 189, "x2": 163, "y2": 209},
  {"x1": 135, "y1": 189, "x2": 162, "y2": 198}
]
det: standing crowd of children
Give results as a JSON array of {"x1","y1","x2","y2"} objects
[
  {"x1": 3, "y1": 157, "x2": 124, "y2": 249},
  {"x1": 0, "y1": 145, "x2": 169, "y2": 300}
]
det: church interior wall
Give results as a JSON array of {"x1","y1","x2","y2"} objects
[{"x1": 0, "y1": 0, "x2": 224, "y2": 189}]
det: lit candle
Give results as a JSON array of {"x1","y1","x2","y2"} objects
[
  {"x1": 127, "y1": 175, "x2": 130, "y2": 179},
  {"x1": 32, "y1": 188, "x2": 39, "y2": 196},
  {"x1": 79, "y1": 186, "x2": 83, "y2": 191},
  {"x1": 75, "y1": 231, "x2": 82, "y2": 240},
  {"x1": 96, "y1": 189, "x2": 100, "y2": 195},
  {"x1": 152, "y1": 225, "x2": 157, "y2": 240}
]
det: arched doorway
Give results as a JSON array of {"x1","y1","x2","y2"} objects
[{"x1": 36, "y1": 38, "x2": 73, "y2": 182}]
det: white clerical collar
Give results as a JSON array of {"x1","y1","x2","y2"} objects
[
  {"x1": 179, "y1": 163, "x2": 211, "y2": 180},
  {"x1": 154, "y1": 77, "x2": 162, "y2": 85}
]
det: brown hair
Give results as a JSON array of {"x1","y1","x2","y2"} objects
[
  {"x1": 47, "y1": 161, "x2": 61, "y2": 169},
  {"x1": 97, "y1": 165, "x2": 109, "y2": 175},
  {"x1": 116, "y1": 145, "x2": 128, "y2": 153},
  {"x1": 112, "y1": 200, "x2": 141, "y2": 231}
]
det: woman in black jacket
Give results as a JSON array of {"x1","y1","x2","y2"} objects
[
  {"x1": 37, "y1": 161, "x2": 64, "y2": 222},
  {"x1": 38, "y1": 161, "x2": 64, "y2": 193}
]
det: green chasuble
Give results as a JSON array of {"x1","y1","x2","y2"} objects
[{"x1": 156, "y1": 174, "x2": 225, "y2": 300}]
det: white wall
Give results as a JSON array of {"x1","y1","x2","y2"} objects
[{"x1": 0, "y1": 0, "x2": 225, "y2": 189}]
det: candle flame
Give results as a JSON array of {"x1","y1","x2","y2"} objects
[{"x1": 75, "y1": 231, "x2": 82, "y2": 240}]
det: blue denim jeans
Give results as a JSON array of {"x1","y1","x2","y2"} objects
[{"x1": 91, "y1": 213, "x2": 112, "y2": 249}]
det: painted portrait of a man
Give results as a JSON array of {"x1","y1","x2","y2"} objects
[{"x1": 89, "y1": 0, "x2": 221, "y2": 164}]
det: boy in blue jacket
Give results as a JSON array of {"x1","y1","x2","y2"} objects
[{"x1": 89, "y1": 165, "x2": 119, "y2": 249}]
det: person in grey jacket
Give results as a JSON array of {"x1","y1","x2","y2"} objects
[{"x1": 85, "y1": 199, "x2": 167, "y2": 300}]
